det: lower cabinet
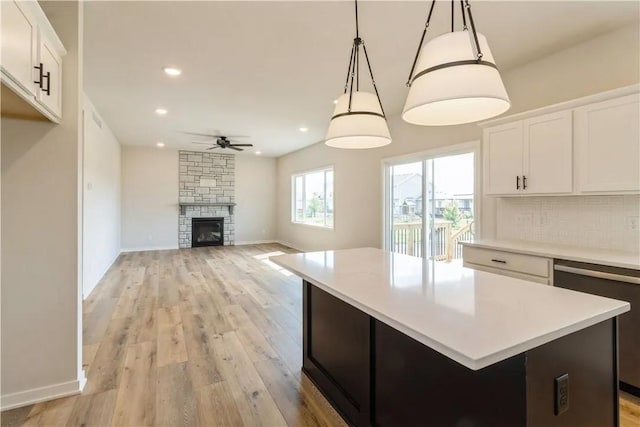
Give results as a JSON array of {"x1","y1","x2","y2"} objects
[
  {"x1": 303, "y1": 281, "x2": 618, "y2": 427},
  {"x1": 462, "y1": 245, "x2": 552, "y2": 285}
]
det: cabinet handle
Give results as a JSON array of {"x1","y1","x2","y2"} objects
[
  {"x1": 516, "y1": 176, "x2": 520, "y2": 190},
  {"x1": 523, "y1": 175, "x2": 527, "y2": 190},
  {"x1": 43, "y1": 71, "x2": 51, "y2": 96},
  {"x1": 34, "y1": 63, "x2": 44, "y2": 88},
  {"x1": 491, "y1": 259, "x2": 507, "y2": 264}
]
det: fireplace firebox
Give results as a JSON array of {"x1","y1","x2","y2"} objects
[{"x1": 192, "y1": 217, "x2": 224, "y2": 247}]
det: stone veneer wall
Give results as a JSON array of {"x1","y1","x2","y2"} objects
[{"x1": 179, "y1": 151, "x2": 235, "y2": 248}]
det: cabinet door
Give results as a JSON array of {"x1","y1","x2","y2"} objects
[
  {"x1": 575, "y1": 94, "x2": 640, "y2": 193},
  {"x1": 37, "y1": 34, "x2": 63, "y2": 118},
  {"x1": 1, "y1": 0, "x2": 37, "y2": 96},
  {"x1": 483, "y1": 122, "x2": 523, "y2": 195},
  {"x1": 523, "y1": 110, "x2": 573, "y2": 194}
]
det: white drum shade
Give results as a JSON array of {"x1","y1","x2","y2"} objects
[
  {"x1": 402, "y1": 31, "x2": 510, "y2": 126},
  {"x1": 326, "y1": 91, "x2": 392, "y2": 149}
]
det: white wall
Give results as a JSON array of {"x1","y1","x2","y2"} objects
[
  {"x1": 275, "y1": 24, "x2": 640, "y2": 252},
  {"x1": 82, "y1": 96, "x2": 121, "y2": 297},
  {"x1": 1, "y1": 1, "x2": 84, "y2": 409},
  {"x1": 236, "y1": 155, "x2": 277, "y2": 244},
  {"x1": 121, "y1": 147, "x2": 278, "y2": 250},
  {"x1": 121, "y1": 146, "x2": 179, "y2": 251}
]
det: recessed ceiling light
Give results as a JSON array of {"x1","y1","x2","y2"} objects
[
  {"x1": 255, "y1": 151, "x2": 262, "y2": 155},
  {"x1": 156, "y1": 142, "x2": 165, "y2": 148},
  {"x1": 333, "y1": 99, "x2": 338, "y2": 104},
  {"x1": 163, "y1": 67, "x2": 182, "y2": 76},
  {"x1": 299, "y1": 127, "x2": 309, "y2": 133},
  {"x1": 155, "y1": 108, "x2": 168, "y2": 115}
]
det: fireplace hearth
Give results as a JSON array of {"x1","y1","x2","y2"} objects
[{"x1": 192, "y1": 217, "x2": 224, "y2": 247}]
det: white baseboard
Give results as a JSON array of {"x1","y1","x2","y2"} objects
[
  {"x1": 1, "y1": 378, "x2": 83, "y2": 411},
  {"x1": 275, "y1": 240, "x2": 306, "y2": 252},
  {"x1": 120, "y1": 245, "x2": 179, "y2": 253},
  {"x1": 83, "y1": 250, "x2": 120, "y2": 300},
  {"x1": 235, "y1": 240, "x2": 277, "y2": 246}
]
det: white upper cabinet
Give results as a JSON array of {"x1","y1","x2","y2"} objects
[
  {"x1": 483, "y1": 111, "x2": 573, "y2": 196},
  {"x1": 482, "y1": 86, "x2": 639, "y2": 197},
  {"x1": 0, "y1": 0, "x2": 66, "y2": 122},
  {"x1": 522, "y1": 111, "x2": 573, "y2": 194},
  {"x1": 484, "y1": 122, "x2": 523, "y2": 195},
  {"x1": 1, "y1": 0, "x2": 37, "y2": 96},
  {"x1": 574, "y1": 94, "x2": 640, "y2": 193},
  {"x1": 37, "y1": 35, "x2": 63, "y2": 118}
]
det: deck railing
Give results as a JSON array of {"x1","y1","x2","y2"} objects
[{"x1": 392, "y1": 220, "x2": 474, "y2": 261}]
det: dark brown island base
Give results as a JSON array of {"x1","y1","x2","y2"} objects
[
  {"x1": 304, "y1": 282, "x2": 617, "y2": 427},
  {"x1": 271, "y1": 248, "x2": 630, "y2": 427}
]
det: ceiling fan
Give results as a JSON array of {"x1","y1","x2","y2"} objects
[{"x1": 186, "y1": 132, "x2": 253, "y2": 151}]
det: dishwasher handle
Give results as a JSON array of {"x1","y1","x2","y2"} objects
[{"x1": 554, "y1": 264, "x2": 640, "y2": 286}]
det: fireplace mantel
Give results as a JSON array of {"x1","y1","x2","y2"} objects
[{"x1": 179, "y1": 202, "x2": 236, "y2": 215}]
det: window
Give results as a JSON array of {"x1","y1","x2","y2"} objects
[{"x1": 292, "y1": 167, "x2": 334, "y2": 228}]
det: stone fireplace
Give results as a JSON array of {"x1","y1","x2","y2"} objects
[{"x1": 178, "y1": 151, "x2": 235, "y2": 248}]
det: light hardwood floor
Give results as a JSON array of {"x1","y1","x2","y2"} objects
[{"x1": 1, "y1": 243, "x2": 639, "y2": 427}]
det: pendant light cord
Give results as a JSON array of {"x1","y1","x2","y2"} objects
[
  {"x1": 406, "y1": 0, "x2": 436, "y2": 87},
  {"x1": 338, "y1": 0, "x2": 386, "y2": 117},
  {"x1": 465, "y1": 0, "x2": 483, "y2": 60}
]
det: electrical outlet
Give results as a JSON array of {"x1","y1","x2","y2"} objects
[
  {"x1": 626, "y1": 216, "x2": 639, "y2": 231},
  {"x1": 554, "y1": 373, "x2": 569, "y2": 415}
]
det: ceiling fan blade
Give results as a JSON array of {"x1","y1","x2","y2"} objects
[
  {"x1": 183, "y1": 132, "x2": 249, "y2": 138},
  {"x1": 192, "y1": 141, "x2": 215, "y2": 145},
  {"x1": 229, "y1": 144, "x2": 253, "y2": 147},
  {"x1": 228, "y1": 146, "x2": 243, "y2": 151},
  {"x1": 206, "y1": 146, "x2": 219, "y2": 150}
]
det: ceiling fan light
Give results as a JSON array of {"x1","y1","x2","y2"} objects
[
  {"x1": 325, "y1": 92, "x2": 392, "y2": 149},
  {"x1": 402, "y1": 31, "x2": 510, "y2": 126}
]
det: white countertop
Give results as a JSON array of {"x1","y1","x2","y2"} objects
[
  {"x1": 461, "y1": 240, "x2": 640, "y2": 270},
  {"x1": 270, "y1": 248, "x2": 630, "y2": 371}
]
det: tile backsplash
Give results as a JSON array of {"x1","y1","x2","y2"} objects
[{"x1": 497, "y1": 195, "x2": 640, "y2": 253}]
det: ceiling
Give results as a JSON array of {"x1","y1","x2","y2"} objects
[{"x1": 84, "y1": 1, "x2": 639, "y2": 157}]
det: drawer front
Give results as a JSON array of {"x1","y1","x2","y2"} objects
[{"x1": 463, "y1": 246, "x2": 550, "y2": 278}]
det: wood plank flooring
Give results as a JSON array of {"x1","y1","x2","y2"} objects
[
  {"x1": 1, "y1": 243, "x2": 639, "y2": 427},
  {"x1": 1, "y1": 244, "x2": 345, "y2": 427}
]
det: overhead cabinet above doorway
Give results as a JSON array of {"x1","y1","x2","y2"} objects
[
  {"x1": 1, "y1": 0, "x2": 66, "y2": 123},
  {"x1": 482, "y1": 85, "x2": 640, "y2": 197}
]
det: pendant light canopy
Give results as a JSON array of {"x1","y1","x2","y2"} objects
[
  {"x1": 403, "y1": 0, "x2": 510, "y2": 126},
  {"x1": 325, "y1": 0, "x2": 391, "y2": 149}
]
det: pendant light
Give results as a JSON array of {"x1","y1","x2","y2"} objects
[
  {"x1": 325, "y1": 0, "x2": 391, "y2": 149},
  {"x1": 403, "y1": 0, "x2": 510, "y2": 126}
]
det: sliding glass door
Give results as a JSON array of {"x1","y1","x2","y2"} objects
[{"x1": 385, "y1": 148, "x2": 476, "y2": 263}]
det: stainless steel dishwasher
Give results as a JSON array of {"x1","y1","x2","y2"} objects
[{"x1": 554, "y1": 260, "x2": 640, "y2": 397}]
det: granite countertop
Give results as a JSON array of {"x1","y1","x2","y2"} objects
[{"x1": 270, "y1": 247, "x2": 630, "y2": 370}]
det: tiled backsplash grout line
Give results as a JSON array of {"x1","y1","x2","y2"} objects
[{"x1": 496, "y1": 195, "x2": 640, "y2": 253}]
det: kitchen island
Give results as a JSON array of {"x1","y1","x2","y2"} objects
[{"x1": 270, "y1": 248, "x2": 630, "y2": 427}]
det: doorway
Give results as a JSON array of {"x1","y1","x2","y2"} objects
[{"x1": 384, "y1": 144, "x2": 478, "y2": 263}]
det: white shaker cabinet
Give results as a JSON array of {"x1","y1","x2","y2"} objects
[
  {"x1": 36, "y1": 35, "x2": 63, "y2": 118},
  {"x1": 483, "y1": 122, "x2": 523, "y2": 195},
  {"x1": 1, "y1": 0, "x2": 38, "y2": 96},
  {"x1": 483, "y1": 110, "x2": 573, "y2": 196},
  {"x1": 0, "y1": 0, "x2": 66, "y2": 122},
  {"x1": 574, "y1": 94, "x2": 640, "y2": 193},
  {"x1": 522, "y1": 110, "x2": 573, "y2": 194}
]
